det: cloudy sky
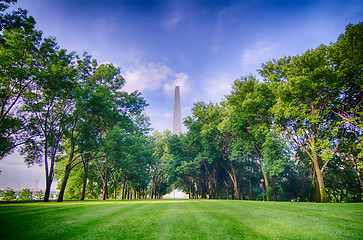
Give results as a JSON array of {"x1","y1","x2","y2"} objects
[{"x1": 1, "y1": 0, "x2": 362, "y2": 189}]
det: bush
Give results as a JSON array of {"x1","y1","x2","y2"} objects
[
  {"x1": 19, "y1": 188, "x2": 32, "y2": 200},
  {"x1": 2, "y1": 189, "x2": 16, "y2": 201},
  {"x1": 34, "y1": 190, "x2": 44, "y2": 200}
]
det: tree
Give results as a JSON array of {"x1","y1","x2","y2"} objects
[
  {"x1": 184, "y1": 102, "x2": 236, "y2": 199},
  {"x1": 328, "y1": 22, "x2": 363, "y2": 201},
  {"x1": 1, "y1": 189, "x2": 15, "y2": 201},
  {"x1": 0, "y1": 0, "x2": 35, "y2": 33},
  {"x1": 0, "y1": 28, "x2": 41, "y2": 159},
  {"x1": 226, "y1": 76, "x2": 278, "y2": 201},
  {"x1": 150, "y1": 130, "x2": 172, "y2": 199},
  {"x1": 0, "y1": 0, "x2": 79, "y2": 202},
  {"x1": 20, "y1": 38, "x2": 77, "y2": 202},
  {"x1": 0, "y1": 0, "x2": 39, "y2": 159},
  {"x1": 34, "y1": 190, "x2": 43, "y2": 200},
  {"x1": 167, "y1": 133, "x2": 200, "y2": 199},
  {"x1": 328, "y1": 22, "x2": 363, "y2": 133},
  {"x1": 19, "y1": 188, "x2": 32, "y2": 200},
  {"x1": 261, "y1": 133, "x2": 290, "y2": 201},
  {"x1": 260, "y1": 45, "x2": 341, "y2": 202},
  {"x1": 57, "y1": 60, "x2": 148, "y2": 202}
]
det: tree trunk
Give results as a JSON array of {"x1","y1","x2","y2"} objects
[
  {"x1": 112, "y1": 174, "x2": 118, "y2": 199},
  {"x1": 226, "y1": 184, "x2": 229, "y2": 200},
  {"x1": 57, "y1": 164, "x2": 72, "y2": 202},
  {"x1": 44, "y1": 175, "x2": 52, "y2": 202},
  {"x1": 225, "y1": 159, "x2": 240, "y2": 200},
  {"x1": 224, "y1": 179, "x2": 229, "y2": 200},
  {"x1": 201, "y1": 167, "x2": 207, "y2": 199},
  {"x1": 213, "y1": 169, "x2": 218, "y2": 199},
  {"x1": 271, "y1": 175, "x2": 277, "y2": 201},
  {"x1": 103, "y1": 181, "x2": 108, "y2": 200},
  {"x1": 102, "y1": 162, "x2": 108, "y2": 200},
  {"x1": 310, "y1": 172, "x2": 320, "y2": 202},
  {"x1": 57, "y1": 139, "x2": 76, "y2": 202},
  {"x1": 81, "y1": 161, "x2": 88, "y2": 201},
  {"x1": 249, "y1": 168, "x2": 253, "y2": 200},
  {"x1": 151, "y1": 176, "x2": 156, "y2": 199},
  {"x1": 262, "y1": 171, "x2": 271, "y2": 201},
  {"x1": 43, "y1": 137, "x2": 51, "y2": 202},
  {"x1": 232, "y1": 177, "x2": 240, "y2": 200},
  {"x1": 353, "y1": 158, "x2": 362, "y2": 202},
  {"x1": 312, "y1": 155, "x2": 327, "y2": 203},
  {"x1": 122, "y1": 177, "x2": 127, "y2": 199},
  {"x1": 113, "y1": 184, "x2": 117, "y2": 199},
  {"x1": 158, "y1": 175, "x2": 163, "y2": 199},
  {"x1": 44, "y1": 152, "x2": 56, "y2": 202}
]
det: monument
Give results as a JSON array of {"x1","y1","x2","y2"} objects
[{"x1": 173, "y1": 86, "x2": 182, "y2": 134}]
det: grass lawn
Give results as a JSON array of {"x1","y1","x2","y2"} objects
[{"x1": 0, "y1": 199, "x2": 362, "y2": 240}]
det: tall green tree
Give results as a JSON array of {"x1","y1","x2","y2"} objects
[
  {"x1": 150, "y1": 130, "x2": 172, "y2": 199},
  {"x1": 167, "y1": 133, "x2": 201, "y2": 199},
  {"x1": 328, "y1": 22, "x2": 363, "y2": 201},
  {"x1": 260, "y1": 45, "x2": 341, "y2": 202},
  {"x1": 184, "y1": 102, "x2": 236, "y2": 199},
  {"x1": 20, "y1": 39, "x2": 76, "y2": 202},
  {"x1": 0, "y1": 0, "x2": 39, "y2": 159},
  {"x1": 57, "y1": 60, "x2": 148, "y2": 202},
  {"x1": 226, "y1": 76, "x2": 279, "y2": 201}
]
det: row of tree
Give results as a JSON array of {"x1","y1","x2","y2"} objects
[
  {"x1": 150, "y1": 22, "x2": 362, "y2": 203},
  {"x1": 59, "y1": 22, "x2": 362, "y2": 203},
  {"x1": 1, "y1": 1, "x2": 361, "y2": 203},
  {"x1": 0, "y1": 0, "x2": 151, "y2": 202},
  {"x1": 1, "y1": 188, "x2": 44, "y2": 201}
]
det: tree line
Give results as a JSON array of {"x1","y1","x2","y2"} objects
[
  {"x1": 162, "y1": 22, "x2": 362, "y2": 203},
  {"x1": 0, "y1": 0, "x2": 151, "y2": 202},
  {"x1": 1, "y1": 1, "x2": 361, "y2": 203}
]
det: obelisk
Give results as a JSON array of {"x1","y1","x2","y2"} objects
[{"x1": 173, "y1": 86, "x2": 181, "y2": 134}]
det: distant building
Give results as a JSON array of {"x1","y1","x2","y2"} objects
[{"x1": 173, "y1": 86, "x2": 182, "y2": 134}]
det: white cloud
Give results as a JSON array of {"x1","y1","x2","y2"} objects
[
  {"x1": 123, "y1": 62, "x2": 192, "y2": 97},
  {"x1": 202, "y1": 73, "x2": 234, "y2": 103},
  {"x1": 241, "y1": 41, "x2": 279, "y2": 75}
]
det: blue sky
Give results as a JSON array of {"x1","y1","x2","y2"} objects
[{"x1": 1, "y1": 0, "x2": 362, "y2": 189}]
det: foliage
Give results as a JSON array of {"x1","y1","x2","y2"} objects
[
  {"x1": 1, "y1": 189, "x2": 15, "y2": 201},
  {"x1": 34, "y1": 190, "x2": 44, "y2": 200},
  {"x1": 1, "y1": 0, "x2": 361, "y2": 203},
  {"x1": 0, "y1": 0, "x2": 38, "y2": 159},
  {"x1": 19, "y1": 188, "x2": 32, "y2": 200}
]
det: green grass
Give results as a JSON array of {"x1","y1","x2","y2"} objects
[{"x1": 0, "y1": 200, "x2": 362, "y2": 239}]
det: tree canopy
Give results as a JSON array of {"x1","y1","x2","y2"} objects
[{"x1": 0, "y1": 1, "x2": 361, "y2": 203}]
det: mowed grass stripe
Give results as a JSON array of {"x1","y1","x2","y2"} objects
[
  {"x1": 193, "y1": 200, "x2": 266, "y2": 239},
  {"x1": 0, "y1": 201, "x2": 146, "y2": 240},
  {"x1": 207, "y1": 200, "x2": 363, "y2": 239},
  {"x1": 0, "y1": 200, "x2": 362, "y2": 240},
  {"x1": 66, "y1": 201, "x2": 153, "y2": 240},
  {"x1": 150, "y1": 200, "x2": 206, "y2": 239},
  {"x1": 189, "y1": 200, "x2": 261, "y2": 239}
]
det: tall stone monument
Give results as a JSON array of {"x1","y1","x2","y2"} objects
[{"x1": 173, "y1": 86, "x2": 182, "y2": 134}]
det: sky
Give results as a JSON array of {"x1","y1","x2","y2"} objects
[{"x1": 0, "y1": 0, "x2": 362, "y2": 190}]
